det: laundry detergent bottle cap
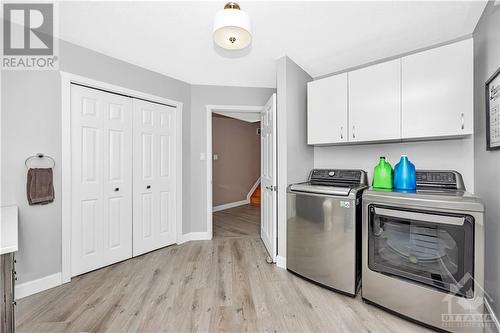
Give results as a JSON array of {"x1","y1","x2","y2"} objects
[
  {"x1": 393, "y1": 155, "x2": 416, "y2": 191},
  {"x1": 372, "y1": 156, "x2": 393, "y2": 189}
]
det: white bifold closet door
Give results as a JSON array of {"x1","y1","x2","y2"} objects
[
  {"x1": 132, "y1": 99, "x2": 177, "y2": 256},
  {"x1": 71, "y1": 84, "x2": 133, "y2": 276}
]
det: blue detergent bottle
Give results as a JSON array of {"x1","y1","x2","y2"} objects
[{"x1": 393, "y1": 155, "x2": 416, "y2": 191}]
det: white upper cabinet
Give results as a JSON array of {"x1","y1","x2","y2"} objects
[
  {"x1": 348, "y1": 59, "x2": 401, "y2": 142},
  {"x1": 306, "y1": 39, "x2": 473, "y2": 145},
  {"x1": 307, "y1": 73, "x2": 348, "y2": 144},
  {"x1": 401, "y1": 39, "x2": 473, "y2": 139}
]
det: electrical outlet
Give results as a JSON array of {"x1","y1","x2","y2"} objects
[{"x1": 213, "y1": 154, "x2": 219, "y2": 160}]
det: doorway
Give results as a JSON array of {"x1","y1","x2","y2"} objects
[
  {"x1": 212, "y1": 110, "x2": 261, "y2": 238},
  {"x1": 206, "y1": 94, "x2": 277, "y2": 261}
]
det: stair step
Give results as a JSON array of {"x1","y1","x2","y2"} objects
[
  {"x1": 250, "y1": 196, "x2": 261, "y2": 205},
  {"x1": 250, "y1": 183, "x2": 261, "y2": 206}
]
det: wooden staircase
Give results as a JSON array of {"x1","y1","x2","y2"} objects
[{"x1": 250, "y1": 184, "x2": 261, "y2": 206}]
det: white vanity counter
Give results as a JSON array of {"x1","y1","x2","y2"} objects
[{"x1": 0, "y1": 206, "x2": 18, "y2": 255}]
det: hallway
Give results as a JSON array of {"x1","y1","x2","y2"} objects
[{"x1": 214, "y1": 204, "x2": 260, "y2": 239}]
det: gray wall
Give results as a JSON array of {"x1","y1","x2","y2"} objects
[
  {"x1": 276, "y1": 56, "x2": 314, "y2": 260},
  {"x1": 212, "y1": 115, "x2": 260, "y2": 207},
  {"x1": 189, "y1": 85, "x2": 275, "y2": 233},
  {"x1": 315, "y1": 138, "x2": 475, "y2": 192},
  {"x1": 473, "y1": 0, "x2": 500, "y2": 321},
  {"x1": 1, "y1": 71, "x2": 62, "y2": 283},
  {"x1": 1, "y1": 40, "x2": 191, "y2": 284}
]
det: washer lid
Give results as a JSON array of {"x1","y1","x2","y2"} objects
[{"x1": 289, "y1": 184, "x2": 351, "y2": 196}]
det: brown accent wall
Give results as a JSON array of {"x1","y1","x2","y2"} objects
[{"x1": 212, "y1": 114, "x2": 260, "y2": 207}]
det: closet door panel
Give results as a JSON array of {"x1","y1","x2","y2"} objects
[
  {"x1": 71, "y1": 85, "x2": 132, "y2": 277},
  {"x1": 133, "y1": 99, "x2": 177, "y2": 256},
  {"x1": 102, "y1": 94, "x2": 133, "y2": 265}
]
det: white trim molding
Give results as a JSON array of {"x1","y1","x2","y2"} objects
[
  {"x1": 213, "y1": 199, "x2": 249, "y2": 212},
  {"x1": 15, "y1": 272, "x2": 62, "y2": 299},
  {"x1": 485, "y1": 299, "x2": 500, "y2": 333},
  {"x1": 276, "y1": 255, "x2": 286, "y2": 269},
  {"x1": 206, "y1": 104, "x2": 264, "y2": 240},
  {"x1": 60, "y1": 71, "x2": 184, "y2": 284},
  {"x1": 177, "y1": 232, "x2": 212, "y2": 244}
]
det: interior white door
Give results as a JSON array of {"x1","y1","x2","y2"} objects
[
  {"x1": 71, "y1": 84, "x2": 133, "y2": 277},
  {"x1": 133, "y1": 99, "x2": 177, "y2": 256},
  {"x1": 261, "y1": 94, "x2": 277, "y2": 261}
]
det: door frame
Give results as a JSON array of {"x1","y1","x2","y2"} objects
[
  {"x1": 206, "y1": 105, "x2": 264, "y2": 239},
  {"x1": 60, "y1": 71, "x2": 184, "y2": 283}
]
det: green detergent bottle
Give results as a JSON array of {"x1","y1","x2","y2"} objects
[{"x1": 373, "y1": 156, "x2": 393, "y2": 189}]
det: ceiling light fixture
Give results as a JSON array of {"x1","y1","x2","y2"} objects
[{"x1": 213, "y1": 2, "x2": 252, "y2": 50}]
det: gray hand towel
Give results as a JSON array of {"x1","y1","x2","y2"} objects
[{"x1": 27, "y1": 168, "x2": 54, "y2": 205}]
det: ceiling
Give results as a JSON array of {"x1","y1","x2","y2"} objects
[{"x1": 59, "y1": 1, "x2": 487, "y2": 88}]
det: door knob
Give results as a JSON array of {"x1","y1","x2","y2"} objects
[
  {"x1": 147, "y1": 185, "x2": 151, "y2": 189},
  {"x1": 114, "y1": 187, "x2": 119, "y2": 192}
]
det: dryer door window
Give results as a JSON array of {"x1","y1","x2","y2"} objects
[{"x1": 368, "y1": 205, "x2": 474, "y2": 298}]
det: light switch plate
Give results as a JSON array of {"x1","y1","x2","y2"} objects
[{"x1": 213, "y1": 154, "x2": 218, "y2": 160}]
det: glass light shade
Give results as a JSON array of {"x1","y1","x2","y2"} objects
[{"x1": 213, "y1": 8, "x2": 252, "y2": 50}]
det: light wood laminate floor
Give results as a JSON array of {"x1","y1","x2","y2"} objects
[{"x1": 16, "y1": 204, "x2": 431, "y2": 332}]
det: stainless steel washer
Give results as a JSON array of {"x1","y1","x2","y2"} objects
[
  {"x1": 362, "y1": 170, "x2": 485, "y2": 332},
  {"x1": 287, "y1": 169, "x2": 368, "y2": 296}
]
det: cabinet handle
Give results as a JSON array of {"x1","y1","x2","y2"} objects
[
  {"x1": 352, "y1": 125, "x2": 356, "y2": 139},
  {"x1": 340, "y1": 126, "x2": 343, "y2": 139},
  {"x1": 461, "y1": 113, "x2": 465, "y2": 130}
]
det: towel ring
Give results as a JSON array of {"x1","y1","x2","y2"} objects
[{"x1": 25, "y1": 153, "x2": 55, "y2": 169}]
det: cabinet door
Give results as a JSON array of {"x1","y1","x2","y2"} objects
[
  {"x1": 307, "y1": 73, "x2": 348, "y2": 144},
  {"x1": 348, "y1": 59, "x2": 401, "y2": 142},
  {"x1": 401, "y1": 39, "x2": 473, "y2": 139}
]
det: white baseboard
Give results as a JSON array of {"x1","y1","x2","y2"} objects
[
  {"x1": 276, "y1": 255, "x2": 286, "y2": 269},
  {"x1": 15, "y1": 272, "x2": 62, "y2": 299},
  {"x1": 213, "y1": 199, "x2": 249, "y2": 212},
  {"x1": 246, "y1": 177, "x2": 261, "y2": 201},
  {"x1": 177, "y1": 232, "x2": 212, "y2": 244},
  {"x1": 485, "y1": 298, "x2": 500, "y2": 333}
]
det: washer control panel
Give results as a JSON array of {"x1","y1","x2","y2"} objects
[{"x1": 310, "y1": 169, "x2": 367, "y2": 186}]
